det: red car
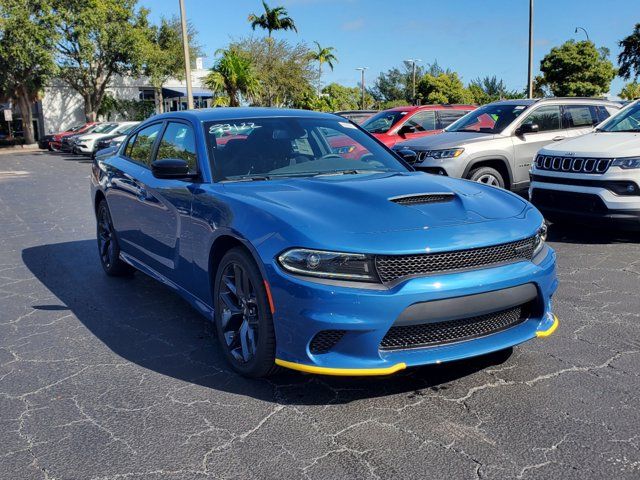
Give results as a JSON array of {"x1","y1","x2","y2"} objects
[
  {"x1": 49, "y1": 122, "x2": 99, "y2": 151},
  {"x1": 361, "y1": 104, "x2": 476, "y2": 148}
]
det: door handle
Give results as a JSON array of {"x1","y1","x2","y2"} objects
[{"x1": 552, "y1": 136, "x2": 565, "y2": 141}]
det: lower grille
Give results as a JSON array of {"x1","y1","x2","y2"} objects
[
  {"x1": 375, "y1": 237, "x2": 535, "y2": 283},
  {"x1": 309, "y1": 330, "x2": 346, "y2": 354},
  {"x1": 531, "y1": 189, "x2": 608, "y2": 214},
  {"x1": 380, "y1": 305, "x2": 527, "y2": 350}
]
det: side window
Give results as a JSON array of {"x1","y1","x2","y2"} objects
[
  {"x1": 563, "y1": 105, "x2": 598, "y2": 128},
  {"x1": 126, "y1": 124, "x2": 162, "y2": 166},
  {"x1": 596, "y1": 106, "x2": 614, "y2": 123},
  {"x1": 438, "y1": 110, "x2": 469, "y2": 129},
  {"x1": 404, "y1": 111, "x2": 437, "y2": 132},
  {"x1": 521, "y1": 105, "x2": 561, "y2": 132},
  {"x1": 156, "y1": 122, "x2": 198, "y2": 172}
]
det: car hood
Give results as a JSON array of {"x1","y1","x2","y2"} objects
[
  {"x1": 395, "y1": 131, "x2": 500, "y2": 150},
  {"x1": 78, "y1": 133, "x2": 107, "y2": 140},
  {"x1": 540, "y1": 131, "x2": 640, "y2": 157},
  {"x1": 220, "y1": 171, "x2": 530, "y2": 240}
]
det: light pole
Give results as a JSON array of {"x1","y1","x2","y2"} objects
[
  {"x1": 179, "y1": 0, "x2": 194, "y2": 110},
  {"x1": 356, "y1": 67, "x2": 369, "y2": 110},
  {"x1": 575, "y1": 26, "x2": 590, "y2": 41},
  {"x1": 406, "y1": 59, "x2": 422, "y2": 105},
  {"x1": 527, "y1": 0, "x2": 534, "y2": 99}
]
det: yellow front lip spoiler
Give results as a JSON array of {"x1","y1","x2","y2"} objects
[
  {"x1": 275, "y1": 358, "x2": 407, "y2": 376},
  {"x1": 536, "y1": 314, "x2": 559, "y2": 338}
]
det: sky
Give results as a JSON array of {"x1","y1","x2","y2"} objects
[{"x1": 139, "y1": 0, "x2": 640, "y2": 98}]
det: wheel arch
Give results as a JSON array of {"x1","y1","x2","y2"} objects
[
  {"x1": 462, "y1": 157, "x2": 514, "y2": 190},
  {"x1": 94, "y1": 190, "x2": 106, "y2": 217}
]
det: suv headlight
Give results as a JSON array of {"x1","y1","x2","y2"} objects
[
  {"x1": 424, "y1": 148, "x2": 464, "y2": 160},
  {"x1": 278, "y1": 248, "x2": 378, "y2": 282},
  {"x1": 612, "y1": 156, "x2": 640, "y2": 169},
  {"x1": 532, "y1": 223, "x2": 548, "y2": 257}
]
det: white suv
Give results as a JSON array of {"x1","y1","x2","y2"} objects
[{"x1": 529, "y1": 100, "x2": 640, "y2": 229}]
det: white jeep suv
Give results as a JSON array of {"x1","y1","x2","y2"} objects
[{"x1": 529, "y1": 100, "x2": 640, "y2": 229}]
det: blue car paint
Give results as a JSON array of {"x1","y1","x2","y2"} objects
[{"x1": 91, "y1": 108, "x2": 558, "y2": 374}]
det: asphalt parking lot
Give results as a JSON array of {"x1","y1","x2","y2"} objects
[{"x1": 1, "y1": 151, "x2": 639, "y2": 480}]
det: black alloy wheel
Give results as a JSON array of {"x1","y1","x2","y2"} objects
[
  {"x1": 214, "y1": 248, "x2": 276, "y2": 377},
  {"x1": 96, "y1": 200, "x2": 134, "y2": 276}
]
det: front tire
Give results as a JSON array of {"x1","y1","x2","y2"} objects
[
  {"x1": 214, "y1": 248, "x2": 277, "y2": 377},
  {"x1": 96, "y1": 200, "x2": 134, "y2": 277},
  {"x1": 468, "y1": 166, "x2": 505, "y2": 188}
]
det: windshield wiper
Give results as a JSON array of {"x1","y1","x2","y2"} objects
[
  {"x1": 221, "y1": 175, "x2": 271, "y2": 182},
  {"x1": 312, "y1": 169, "x2": 391, "y2": 177}
]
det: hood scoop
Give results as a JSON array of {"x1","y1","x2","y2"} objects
[{"x1": 390, "y1": 192, "x2": 456, "y2": 206}]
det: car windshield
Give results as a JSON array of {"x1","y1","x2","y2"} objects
[
  {"x1": 204, "y1": 117, "x2": 409, "y2": 181},
  {"x1": 598, "y1": 102, "x2": 640, "y2": 132},
  {"x1": 447, "y1": 104, "x2": 529, "y2": 134},
  {"x1": 361, "y1": 110, "x2": 407, "y2": 133},
  {"x1": 93, "y1": 123, "x2": 119, "y2": 134}
]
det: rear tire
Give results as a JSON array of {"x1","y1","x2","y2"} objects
[
  {"x1": 214, "y1": 248, "x2": 277, "y2": 378},
  {"x1": 468, "y1": 166, "x2": 505, "y2": 188},
  {"x1": 96, "y1": 200, "x2": 134, "y2": 277}
]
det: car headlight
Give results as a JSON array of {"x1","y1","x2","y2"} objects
[
  {"x1": 424, "y1": 148, "x2": 464, "y2": 159},
  {"x1": 532, "y1": 222, "x2": 547, "y2": 257},
  {"x1": 278, "y1": 248, "x2": 378, "y2": 282},
  {"x1": 612, "y1": 156, "x2": 640, "y2": 169}
]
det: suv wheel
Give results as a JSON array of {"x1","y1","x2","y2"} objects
[{"x1": 468, "y1": 166, "x2": 505, "y2": 188}]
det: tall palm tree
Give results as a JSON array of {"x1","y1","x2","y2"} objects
[
  {"x1": 310, "y1": 41, "x2": 338, "y2": 94},
  {"x1": 247, "y1": 1, "x2": 297, "y2": 38},
  {"x1": 204, "y1": 49, "x2": 261, "y2": 107}
]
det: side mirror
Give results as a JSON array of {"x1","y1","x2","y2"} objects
[
  {"x1": 397, "y1": 124, "x2": 416, "y2": 136},
  {"x1": 151, "y1": 158, "x2": 194, "y2": 179},
  {"x1": 395, "y1": 148, "x2": 418, "y2": 164},
  {"x1": 516, "y1": 123, "x2": 539, "y2": 135}
]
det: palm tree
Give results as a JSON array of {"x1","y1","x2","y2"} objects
[
  {"x1": 247, "y1": 1, "x2": 297, "y2": 38},
  {"x1": 204, "y1": 49, "x2": 261, "y2": 107},
  {"x1": 310, "y1": 41, "x2": 338, "y2": 94}
]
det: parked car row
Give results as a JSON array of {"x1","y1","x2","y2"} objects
[{"x1": 41, "y1": 121, "x2": 139, "y2": 157}]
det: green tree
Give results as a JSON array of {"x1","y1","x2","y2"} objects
[
  {"x1": 228, "y1": 37, "x2": 315, "y2": 108},
  {"x1": 468, "y1": 76, "x2": 524, "y2": 104},
  {"x1": 247, "y1": 1, "x2": 297, "y2": 38},
  {"x1": 538, "y1": 40, "x2": 616, "y2": 97},
  {"x1": 52, "y1": 0, "x2": 150, "y2": 121},
  {"x1": 618, "y1": 24, "x2": 640, "y2": 80},
  {"x1": 309, "y1": 41, "x2": 337, "y2": 94},
  {"x1": 204, "y1": 49, "x2": 261, "y2": 107},
  {"x1": 309, "y1": 83, "x2": 373, "y2": 112},
  {"x1": 417, "y1": 72, "x2": 474, "y2": 104},
  {"x1": 0, "y1": 0, "x2": 57, "y2": 144},
  {"x1": 619, "y1": 81, "x2": 640, "y2": 100},
  {"x1": 370, "y1": 61, "x2": 427, "y2": 104},
  {"x1": 141, "y1": 16, "x2": 201, "y2": 114}
]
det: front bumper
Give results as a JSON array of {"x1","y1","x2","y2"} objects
[
  {"x1": 411, "y1": 154, "x2": 467, "y2": 178},
  {"x1": 530, "y1": 171, "x2": 640, "y2": 229},
  {"x1": 266, "y1": 247, "x2": 558, "y2": 375}
]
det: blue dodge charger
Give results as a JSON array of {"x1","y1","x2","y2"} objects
[{"x1": 90, "y1": 108, "x2": 558, "y2": 377}]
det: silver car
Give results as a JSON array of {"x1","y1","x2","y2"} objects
[{"x1": 394, "y1": 98, "x2": 621, "y2": 191}]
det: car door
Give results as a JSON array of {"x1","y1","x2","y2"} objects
[
  {"x1": 395, "y1": 110, "x2": 438, "y2": 143},
  {"x1": 561, "y1": 104, "x2": 601, "y2": 140},
  {"x1": 511, "y1": 104, "x2": 563, "y2": 185},
  {"x1": 128, "y1": 120, "x2": 201, "y2": 283}
]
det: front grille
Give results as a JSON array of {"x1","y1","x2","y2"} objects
[
  {"x1": 535, "y1": 154, "x2": 611, "y2": 174},
  {"x1": 309, "y1": 330, "x2": 346, "y2": 354},
  {"x1": 390, "y1": 193, "x2": 455, "y2": 205},
  {"x1": 380, "y1": 305, "x2": 527, "y2": 350},
  {"x1": 531, "y1": 189, "x2": 608, "y2": 214},
  {"x1": 375, "y1": 236, "x2": 535, "y2": 283}
]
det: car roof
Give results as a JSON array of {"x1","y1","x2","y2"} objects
[
  {"x1": 488, "y1": 97, "x2": 620, "y2": 107},
  {"x1": 149, "y1": 107, "x2": 342, "y2": 123},
  {"x1": 385, "y1": 104, "x2": 475, "y2": 112}
]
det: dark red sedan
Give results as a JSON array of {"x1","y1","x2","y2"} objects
[{"x1": 361, "y1": 104, "x2": 476, "y2": 148}]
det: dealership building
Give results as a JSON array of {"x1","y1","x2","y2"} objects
[{"x1": 34, "y1": 58, "x2": 213, "y2": 137}]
